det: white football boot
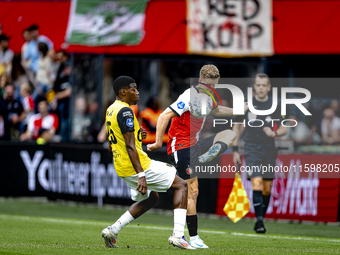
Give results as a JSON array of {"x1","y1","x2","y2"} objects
[
  {"x1": 101, "y1": 226, "x2": 118, "y2": 248},
  {"x1": 168, "y1": 235, "x2": 196, "y2": 250},
  {"x1": 189, "y1": 235, "x2": 209, "y2": 249},
  {"x1": 198, "y1": 143, "x2": 222, "y2": 163}
]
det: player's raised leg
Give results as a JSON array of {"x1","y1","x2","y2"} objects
[
  {"x1": 101, "y1": 191, "x2": 159, "y2": 248},
  {"x1": 199, "y1": 130, "x2": 236, "y2": 163},
  {"x1": 168, "y1": 175, "x2": 196, "y2": 250}
]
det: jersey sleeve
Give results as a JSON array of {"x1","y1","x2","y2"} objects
[
  {"x1": 117, "y1": 107, "x2": 135, "y2": 134},
  {"x1": 169, "y1": 89, "x2": 190, "y2": 117},
  {"x1": 27, "y1": 115, "x2": 35, "y2": 132},
  {"x1": 52, "y1": 114, "x2": 59, "y2": 130}
]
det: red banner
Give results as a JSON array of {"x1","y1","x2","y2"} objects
[{"x1": 216, "y1": 154, "x2": 340, "y2": 222}]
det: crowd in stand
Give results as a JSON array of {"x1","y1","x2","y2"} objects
[
  {"x1": 0, "y1": 24, "x2": 71, "y2": 142},
  {"x1": 0, "y1": 23, "x2": 339, "y2": 149}
]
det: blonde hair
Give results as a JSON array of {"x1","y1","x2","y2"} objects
[
  {"x1": 199, "y1": 65, "x2": 220, "y2": 85},
  {"x1": 20, "y1": 83, "x2": 32, "y2": 94}
]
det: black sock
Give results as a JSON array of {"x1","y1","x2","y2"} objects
[
  {"x1": 253, "y1": 190, "x2": 264, "y2": 222},
  {"x1": 186, "y1": 215, "x2": 198, "y2": 237},
  {"x1": 262, "y1": 194, "x2": 271, "y2": 218},
  {"x1": 215, "y1": 141, "x2": 229, "y2": 155}
]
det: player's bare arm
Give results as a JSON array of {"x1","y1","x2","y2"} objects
[
  {"x1": 140, "y1": 127, "x2": 147, "y2": 140},
  {"x1": 211, "y1": 105, "x2": 233, "y2": 116},
  {"x1": 211, "y1": 102, "x2": 248, "y2": 117},
  {"x1": 147, "y1": 107, "x2": 176, "y2": 152},
  {"x1": 123, "y1": 131, "x2": 147, "y2": 195}
]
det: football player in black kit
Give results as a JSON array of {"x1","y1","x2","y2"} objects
[{"x1": 232, "y1": 73, "x2": 287, "y2": 233}]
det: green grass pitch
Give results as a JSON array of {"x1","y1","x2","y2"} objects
[{"x1": 0, "y1": 199, "x2": 339, "y2": 254}]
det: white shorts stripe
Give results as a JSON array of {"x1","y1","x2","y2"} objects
[
  {"x1": 171, "y1": 136, "x2": 176, "y2": 153},
  {"x1": 174, "y1": 150, "x2": 178, "y2": 164}
]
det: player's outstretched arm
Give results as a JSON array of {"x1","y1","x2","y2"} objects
[
  {"x1": 123, "y1": 131, "x2": 147, "y2": 195},
  {"x1": 147, "y1": 107, "x2": 176, "y2": 152},
  {"x1": 211, "y1": 102, "x2": 248, "y2": 117},
  {"x1": 211, "y1": 106, "x2": 233, "y2": 116}
]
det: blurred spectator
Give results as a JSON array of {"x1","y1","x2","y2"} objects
[
  {"x1": 11, "y1": 55, "x2": 29, "y2": 99},
  {"x1": 20, "y1": 97, "x2": 58, "y2": 142},
  {"x1": 51, "y1": 50, "x2": 71, "y2": 141},
  {"x1": 281, "y1": 115, "x2": 321, "y2": 145},
  {"x1": 23, "y1": 24, "x2": 53, "y2": 75},
  {"x1": 49, "y1": 50, "x2": 60, "y2": 85},
  {"x1": 33, "y1": 42, "x2": 52, "y2": 99},
  {"x1": 321, "y1": 108, "x2": 340, "y2": 144},
  {"x1": 3, "y1": 84, "x2": 25, "y2": 140},
  {"x1": 21, "y1": 28, "x2": 31, "y2": 70},
  {"x1": 139, "y1": 96, "x2": 168, "y2": 144},
  {"x1": 0, "y1": 72, "x2": 9, "y2": 97},
  {"x1": 329, "y1": 99, "x2": 340, "y2": 117},
  {"x1": 20, "y1": 83, "x2": 35, "y2": 131},
  {"x1": 0, "y1": 95, "x2": 8, "y2": 140},
  {"x1": 72, "y1": 96, "x2": 93, "y2": 141},
  {"x1": 0, "y1": 34, "x2": 14, "y2": 77}
]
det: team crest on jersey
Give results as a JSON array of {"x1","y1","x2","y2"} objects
[
  {"x1": 186, "y1": 166, "x2": 193, "y2": 175},
  {"x1": 177, "y1": 101, "x2": 185, "y2": 109},
  {"x1": 126, "y1": 118, "x2": 133, "y2": 128}
]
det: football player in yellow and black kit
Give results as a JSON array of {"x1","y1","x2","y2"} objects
[{"x1": 101, "y1": 76, "x2": 195, "y2": 250}]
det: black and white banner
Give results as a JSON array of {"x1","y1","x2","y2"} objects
[
  {"x1": 0, "y1": 142, "x2": 218, "y2": 212},
  {"x1": 187, "y1": 0, "x2": 273, "y2": 56}
]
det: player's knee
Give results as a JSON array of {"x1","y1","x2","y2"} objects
[
  {"x1": 150, "y1": 191, "x2": 159, "y2": 205},
  {"x1": 179, "y1": 178, "x2": 188, "y2": 192},
  {"x1": 262, "y1": 190, "x2": 271, "y2": 196},
  {"x1": 189, "y1": 188, "x2": 199, "y2": 200},
  {"x1": 263, "y1": 185, "x2": 272, "y2": 195},
  {"x1": 252, "y1": 179, "x2": 263, "y2": 190}
]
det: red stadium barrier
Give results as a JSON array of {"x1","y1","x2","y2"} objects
[
  {"x1": 216, "y1": 154, "x2": 340, "y2": 222},
  {"x1": 2, "y1": 0, "x2": 340, "y2": 54}
]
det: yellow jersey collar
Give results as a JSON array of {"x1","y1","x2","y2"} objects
[{"x1": 116, "y1": 100, "x2": 130, "y2": 107}]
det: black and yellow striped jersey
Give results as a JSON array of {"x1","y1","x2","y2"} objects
[{"x1": 106, "y1": 100, "x2": 151, "y2": 177}]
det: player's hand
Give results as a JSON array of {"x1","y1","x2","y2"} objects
[
  {"x1": 233, "y1": 151, "x2": 241, "y2": 165},
  {"x1": 244, "y1": 102, "x2": 248, "y2": 113},
  {"x1": 141, "y1": 127, "x2": 147, "y2": 140},
  {"x1": 263, "y1": 127, "x2": 276, "y2": 137},
  {"x1": 147, "y1": 143, "x2": 162, "y2": 152},
  {"x1": 137, "y1": 176, "x2": 147, "y2": 195}
]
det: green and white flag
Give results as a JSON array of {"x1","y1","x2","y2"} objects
[{"x1": 66, "y1": 0, "x2": 149, "y2": 46}]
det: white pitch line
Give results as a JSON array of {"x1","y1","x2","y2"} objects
[
  {"x1": 230, "y1": 232, "x2": 340, "y2": 243},
  {"x1": 1, "y1": 214, "x2": 339, "y2": 243}
]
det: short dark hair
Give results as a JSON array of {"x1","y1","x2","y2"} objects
[
  {"x1": 57, "y1": 49, "x2": 69, "y2": 58},
  {"x1": 28, "y1": 24, "x2": 39, "y2": 31},
  {"x1": 38, "y1": 42, "x2": 48, "y2": 57},
  {"x1": 255, "y1": 73, "x2": 270, "y2": 84},
  {"x1": 36, "y1": 96, "x2": 48, "y2": 105},
  {"x1": 113, "y1": 76, "x2": 135, "y2": 96}
]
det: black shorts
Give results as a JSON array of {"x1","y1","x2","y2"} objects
[
  {"x1": 168, "y1": 134, "x2": 217, "y2": 180},
  {"x1": 244, "y1": 142, "x2": 278, "y2": 180}
]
